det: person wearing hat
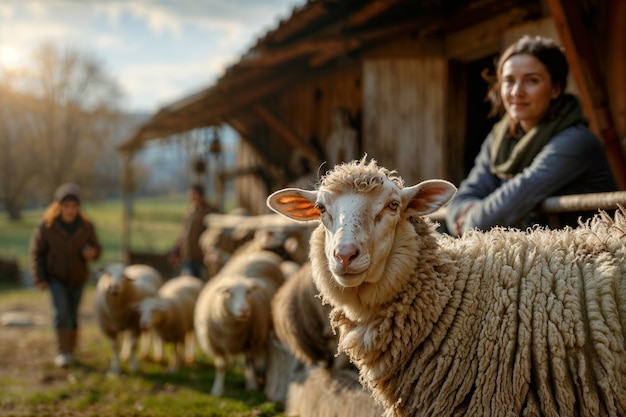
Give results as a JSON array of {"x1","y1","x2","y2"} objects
[
  {"x1": 169, "y1": 183, "x2": 216, "y2": 280},
  {"x1": 29, "y1": 183, "x2": 101, "y2": 368}
]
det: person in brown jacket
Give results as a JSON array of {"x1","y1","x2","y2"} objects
[
  {"x1": 29, "y1": 183, "x2": 101, "y2": 368},
  {"x1": 169, "y1": 183, "x2": 216, "y2": 280}
]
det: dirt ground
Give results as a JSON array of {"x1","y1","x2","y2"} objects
[{"x1": 0, "y1": 289, "x2": 100, "y2": 402}]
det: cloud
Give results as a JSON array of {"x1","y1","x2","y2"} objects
[{"x1": 0, "y1": 0, "x2": 305, "y2": 112}]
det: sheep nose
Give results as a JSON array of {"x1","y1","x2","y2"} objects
[
  {"x1": 335, "y1": 243, "x2": 359, "y2": 266},
  {"x1": 239, "y1": 306, "x2": 250, "y2": 316}
]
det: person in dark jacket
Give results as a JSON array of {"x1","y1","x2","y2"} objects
[
  {"x1": 170, "y1": 183, "x2": 216, "y2": 280},
  {"x1": 445, "y1": 35, "x2": 617, "y2": 236},
  {"x1": 29, "y1": 183, "x2": 101, "y2": 368}
]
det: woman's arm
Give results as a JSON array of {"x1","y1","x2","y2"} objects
[
  {"x1": 462, "y1": 126, "x2": 596, "y2": 232},
  {"x1": 445, "y1": 135, "x2": 500, "y2": 235},
  {"x1": 29, "y1": 223, "x2": 49, "y2": 289}
]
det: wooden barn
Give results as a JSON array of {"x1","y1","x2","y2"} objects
[{"x1": 119, "y1": 0, "x2": 626, "y2": 217}]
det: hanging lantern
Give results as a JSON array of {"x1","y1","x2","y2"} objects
[
  {"x1": 193, "y1": 157, "x2": 207, "y2": 174},
  {"x1": 209, "y1": 126, "x2": 222, "y2": 156}
]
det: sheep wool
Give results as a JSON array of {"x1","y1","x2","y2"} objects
[
  {"x1": 95, "y1": 263, "x2": 163, "y2": 375},
  {"x1": 266, "y1": 157, "x2": 626, "y2": 417},
  {"x1": 271, "y1": 262, "x2": 339, "y2": 368},
  {"x1": 134, "y1": 275, "x2": 203, "y2": 372},
  {"x1": 194, "y1": 250, "x2": 285, "y2": 396},
  {"x1": 286, "y1": 366, "x2": 384, "y2": 417}
]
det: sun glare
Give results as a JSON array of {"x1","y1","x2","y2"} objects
[{"x1": 0, "y1": 45, "x2": 23, "y2": 71}]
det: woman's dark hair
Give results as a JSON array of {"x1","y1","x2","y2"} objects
[{"x1": 483, "y1": 35, "x2": 569, "y2": 123}]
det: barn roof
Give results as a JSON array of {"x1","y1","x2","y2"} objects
[{"x1": 117, "y1": 0, "x2": 545, "y2": 153}]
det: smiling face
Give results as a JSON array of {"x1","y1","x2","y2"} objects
[
  {"x1": 500, "y1": 53, "x2": 561, "y2": 132},
  {"x1": 60, "y1": 200, "x2": 80, "y2": 223}
]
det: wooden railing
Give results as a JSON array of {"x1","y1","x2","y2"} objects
[{"x1": 428, "y1": 191, "x2": 626, "y2": 225}]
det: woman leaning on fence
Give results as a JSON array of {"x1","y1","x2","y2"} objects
[{"x1": 445, "y1": 35, "x2": 617, "y2": 236}]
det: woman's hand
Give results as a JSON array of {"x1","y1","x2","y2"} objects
[
  {"x1": 82, "y1": 244, "x2": 98, "y2": 260},
  {"x1": 454, "y1": 204, "x2": 475, "y2": 236}
]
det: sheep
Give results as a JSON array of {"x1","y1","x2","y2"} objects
[
  {"x1": 133, "y1": 275, "x2": 203, "y2": 373},
  {"x1": 200, "y1": 212, "x2": 314, "y2": 278},
  {"x1": 267, "y1": 157, "x2": 626, "y2": 417},
  {"x1": 286, "y1": 366, "x2": 384, "y2": 417},
  {"x1": 95, "y1": 263, "x2": 163, "y2": 376},
  {"x1": 271, "y1": 261, "x2": 345, "y2": 369},
  {"x1": 194, "y1": 250, "x2": 285, "y2": 396}
]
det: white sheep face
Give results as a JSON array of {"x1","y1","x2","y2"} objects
[
  {"x1": 134, "y1": 297, "x2": 167, "y2": 330},
  {"x1": 267, "y1": 158, "x2": 456, "y2": 289},
  {"x1": 218, "y1": 277, "x2": 264, "y2": 321},
  {"x1": 100, "y1": 263, "x2": 127, "y2": 295},
  {"x1": 312, "y1": 181, "x2": 405, "y2": 287}
]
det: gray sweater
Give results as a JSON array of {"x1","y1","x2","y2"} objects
[{"x1": 445, "y1": 124, "x2": 617, "y2": 235}]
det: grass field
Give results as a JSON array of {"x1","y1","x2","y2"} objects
[
  {"x1": 0, "y1": 284, "x2": 286, "y2": 417},
  {"x1": 0, "y1": 195, "x2": 189, "y2": 276},
  {"x1": 0, "y1": 196, "x2": 287, "y2": 417}
]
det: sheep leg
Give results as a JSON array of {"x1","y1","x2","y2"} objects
[
  {"x1": 107, "y1": 333, "x2": 121, "y2": 376},
  {"x1": 126, "y1": 330, "x2": 140, "y2": 372},
  {"x1": 184, "y1": 331, "x2": 195, "y2": 365},
  {"x1": 119, "y1": 330, "x2": 132, "y2": 361},
  {"x1": 168, "y1": 342, "x2": 181, "y2": 374},
  {"x1": 138, "y1": 330, "x2": 152, "y2": 360},
  {"x1": 211, "y1": 356, "x2": 227, "y2": 396},
  {"x1": 244, "y1": 354, "x2": 259, "y2": 392},
  {"x1": 152, "y1": 332, "x2": 164, "y2": 363}
]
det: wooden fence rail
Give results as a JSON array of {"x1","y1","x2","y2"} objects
[{"x1": 428, "y1": 191, "x2": 626, "y2": 224}]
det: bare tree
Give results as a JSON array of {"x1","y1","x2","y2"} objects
[
  {"x1": 26, "y1": 43, "x2": 123, "y2": 199},
  {"x1": 0, "y1": 83, "x2": 39, "y2": 219},
  {"x1": 0, "y1": 43, "x2": 124, "y2": 219}
]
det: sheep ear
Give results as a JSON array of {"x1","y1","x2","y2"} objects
[
  {"x1": 249, "y1": 278, "x2": 266, "y2": 292},
  {"x1": 154, "y1": 300, "x2": 168, "y2": 312},
  {"x1": 402, "y1": 180, "x2": 457, "y2": 216},
  {"x1": 266, "y1": 188, "x2": 321, "y2": 222}
]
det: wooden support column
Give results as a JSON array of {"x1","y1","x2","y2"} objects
[
  {"x1": 253, "y1": 104, "x2": 321, "y2": 163},
  {"x1": 547, "y1": 0, "x2": 626, "y2": 189},
  {"x1": 121, "y1": 151, "x2": 135, "y2": 264},
  {"x1": 608, "y1": 0, "x2": 626, "y2": 136}
]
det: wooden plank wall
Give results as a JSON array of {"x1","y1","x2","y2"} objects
[
  {"x1": 271, "y1": 64, "x2": 363, "y2": 165},
  {"x1": 234, "y1": 64, "x2": 363, "y2": 214},
  {"x1": 362, "y1": 57, "x2": 447, "y2": 184},
  {"x1": 235, "y1": 138, "x2": 271, "y2": 215}
]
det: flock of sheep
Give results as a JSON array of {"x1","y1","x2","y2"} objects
[{"x1": 92, "y1": 157, "x2": 626, "y2": 417}]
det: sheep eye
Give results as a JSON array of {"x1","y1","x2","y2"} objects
[
  {"x1": 315, "y1": 202, "x2": 326, "y2": 213},
  {"x1": 387, "y1": 201, "x2": 400, "y2": 211}
]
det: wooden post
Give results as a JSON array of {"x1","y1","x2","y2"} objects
[
  {"x1": 121, "y1": 151, "x2": 135, "y2": 264},
  {"x1": 546, "y1": 0, "x2": 626, "y2": 189}
]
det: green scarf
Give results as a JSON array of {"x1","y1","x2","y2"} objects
[{"x1": 489, "y1": 94, "x2": 587, "y2": 179}]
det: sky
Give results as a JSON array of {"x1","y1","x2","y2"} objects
[{"x1": 0, "y1": 0, "x2": 306, "y2": 114}]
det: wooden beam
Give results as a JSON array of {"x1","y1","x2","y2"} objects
[
  {"x1": 445, "y1": 9, "x2": 528, "y2": 60},
  {"x1": 347, "y1": 0, "x2": 404, "y2": 27},
  {"x1": 547, "y1": 0, "x2": 626, "y2": 189},
  {"x1": 253, "y1": 104, "x2": 321, "y2": 162},
  {"x1": 264, "y1": 1, "x2": 331, "y2": 44},
  {"x1": 428, "y1": 191, "x2": 626, "y2": 222}
]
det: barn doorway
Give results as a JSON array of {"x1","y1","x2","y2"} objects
[{"x1": 462, "y1": 54, "x2": 499, "y2": 177}]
